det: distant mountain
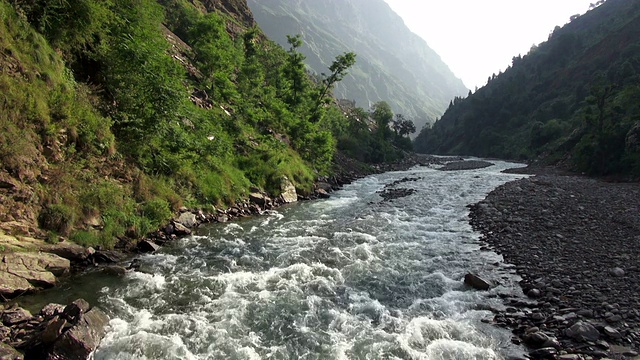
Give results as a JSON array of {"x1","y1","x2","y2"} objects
[
  {"x1": 414, "y1": 0, "x2": 640, "y2": 176},
  {"x1": 247, "y1": 0, "x2": 468, "y2": 132}
]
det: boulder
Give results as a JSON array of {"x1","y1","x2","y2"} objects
[
  {"x1": 175, "y1": 212, "x2": 197, "y2": 228},
  {"x1": 249, "y1": 192, "x2": 269, "y2": 207},
  {"x1": 47, "y1": 307, "x2": 109, "y2": 360},
  {"x1": 565, "y1": 321, "x2": 600, "y2": 342},
  {"x1": 0, "y1": 342, "x2": 23, "y2": 360},
  {"x1": 1, "y1": 308, "x2": 32, "y2": 326},
  {"x1": 609, "y1": 267, "x2": 625, "y2": 277},
  {"x1": 0, "y1": 252, "x2": 70, "y2": 297},
  {"x1": 172, "y1": 222, "x2": 191, "y2": 236},
  {"x1": 92, "y1": 250, "x2": 124, "y2": 264},
  {"x1": 40, "y1": 304, "x2": 65, "y2": 318},
  {"x1": 41, "y1": 316, "x2": 67, "y2": 344},
  {"x1": 62, "y1": 299, "x2": 90, "y2": 323},
  {"x1": 137, "y1": 240, "x2": 160, "y2": 253},
  {"x1": 314, "y1": 189, "x2": 330, "y2": 199},
  {"x1": 464, "y1": 273, "x2": 492, "y2": 290},
  {"x1": 280, "y1": 176, "x2": 298, "y2": 203}
]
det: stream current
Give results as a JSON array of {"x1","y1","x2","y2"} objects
[{"x1": 32, "y1": 161, "x2": 530, "y2": 359}]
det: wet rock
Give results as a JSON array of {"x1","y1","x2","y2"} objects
[
  {"x1": 137, "y1": 240, "x2": 160, "y2": 253},
  {"x1": 524, "y1": 331, "x2": 560, "y2": 349},
  {"x1": 314, "y1": 189, "x2": 330, "y2": 199},
  {"x1": 92, "y1": 250, "x2": 124, "y2": 264},
  {"x1": 565, "y1": 321, "x2": 600, "y2": 342},
  {"x1": 102, "y1": 265, "x2": 127, "y2": 276},
  {"x1": 62, "y1": 299, "x2": 90, "y2": 323},
  {"x1": 464, "y1": 273, "x2": 492, "y2": 290},
  {"x1": 603, "y1": 326, "x2": 621, "y2": 339},
  {"x1": 528, "y1": 347, "x2": 557, "y2": 359}
]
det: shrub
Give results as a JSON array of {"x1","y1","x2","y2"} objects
[{"x1": 38, "y1": 203, "x2": 75, "y2": 236}]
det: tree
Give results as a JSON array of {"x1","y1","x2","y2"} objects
[
  {"x1": 313, "y1": 52, "x2": 356, "y2": 119},
  {"x1": 371, "y1": 101, "x2": 393, "y2": 140},
  {"x1": 391, "y1": 114, "x2": 416, "y2": 137},
  {"x1": 283, "y1": 34, "x2": 308, "y2": 108}
]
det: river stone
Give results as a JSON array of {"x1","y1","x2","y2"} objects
[
  {"x1": 137, "y1": 240, "x2": 160, "y2": 253},
  {"x1": 47, "y1": 307, "x2": 109, "y2": 360},
  {"x1": 176, "y1": 212, "x2": 197, "y2": 228},
  {"x1": 173, "y1": 222, "x2": 191, "y2": 236},
  {"x1": 464, "y1": 273, "x2": 492, "y2": 290},
  {"x1": 0, "y1": 252, "x2": 70, "y2": 296},
  {"x1": 1, "y1": 308, "x2": 32, "y2": 326},
  {"x1": 0, "y1": 342, "x2": 23, "y2": 360},
  {"x1": 280, "y1": 176, "x2": 298, "y2": 203},
  {"x1": 609, "y1": 267, "x2": 625, "y2": 277},
  {"x1": 603, "y1": 326, "x2": 622, "y2": 338},
  {"x1": 41, "y1": 316, "x2": 67, "y2": 344},
  {"x1": 40, "y1": 304, "x2": 65, "y2": 318},
  {"x1": 62, "y1": 299, "x2": 90, "y2": 323},
  {"x1": 528, "y1": 347, "x2": 557, "y2": 359},
  {"x1": 565, "y1": 321, "x2": 600, "y2": 342},
  {"x1": 249, "y1": 193, "x2": 268, "y2": 207}
]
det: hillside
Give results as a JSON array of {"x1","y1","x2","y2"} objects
[
  {"x1": 0, "y1": 0, "x2": 413, "y2": 249},
  {"x1": 247, "y1": 0, "x2": 468, "y2": 132},
  {"x1": 414, "y1": 0, "x2": 640, "y2": 177}
]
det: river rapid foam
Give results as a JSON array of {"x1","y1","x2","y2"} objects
[{"x1": 90, "y1": 161, "x2": 527, "y2": 359}]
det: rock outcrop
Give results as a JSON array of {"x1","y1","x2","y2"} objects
[
  {"x1": 0, "y1": 252, "x2": 70, "y2": 298},
  {"x1": 1, "y1": 299, "x2": 109, "y2": 360}
]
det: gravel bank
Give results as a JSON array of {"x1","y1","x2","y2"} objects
[{"x1": 470, "y1": 172, "x2": 640, "y2": 359}]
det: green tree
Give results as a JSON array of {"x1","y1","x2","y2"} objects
[
  {"x1": 371, "y1": 101, "x2": 393, "y2": 140},
  {"x1": 312, "y1": 52, "x2": 356, "y2": 121}
]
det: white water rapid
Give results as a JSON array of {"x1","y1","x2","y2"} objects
[{"x1": 78, "y1": 162, "x2": 531, "y2": 359}]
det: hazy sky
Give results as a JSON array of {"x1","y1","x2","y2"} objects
[{"x1": 384, "y1": 0, "x2": 595, "y2": 89}]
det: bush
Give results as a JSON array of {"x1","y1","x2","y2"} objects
[{"x1": 38, "y1": 203, "x2": 75, "y2": 236}]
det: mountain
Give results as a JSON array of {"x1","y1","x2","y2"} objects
[
  {"x1": 414, "y1": 0, "x2": 640, "y2": 176},
  {"x1": 247, "y1": 0, "x2": 468, "y2": 132}
]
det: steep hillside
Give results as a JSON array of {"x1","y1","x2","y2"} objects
[
  {"x1": 415, "y1": 0, "x2": 640, "y2": 176},
  {"x1": 247, "y1": 0, "x2": 468, "y2": 132},
  {"x1": 0, "y1": 0, "x2": 412, "y2": 248}
]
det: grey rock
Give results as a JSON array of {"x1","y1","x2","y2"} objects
[
  {"x1": 603, "y1": 326, "x2": 621, "y2": 338},
  {"x1": 609, "y1": 267, "x2": 625, "y2": 277},
  {"x1": 137, "y1": 240, "x2": 160, "y2": 253},
  {"x1": 62, "y1": 299, "x2": 90, "y2": 323},
  {"x1": 176, "y1": 212, "x2": 197, "y2": 228},
  {"x1": 249, "y1": 193, "x2": 269, "y2": 207},
  {"x1": 40, "y1": 304, "x2": 65, "y2": 318},
  {"x1": 47, "y1": 307, "x2": 109, "y2": 360},
  {"x1": 565, "y1": 321, "x2": 600, "y2": 342},
  {"x1": 464, "y1": 273, "x2": 492, "y2": 290},
  {"x1": 172, "y1": 222, "x2": 191, "y2": 236},
  {"x1": 528, "y1": 347, "x2": 557, "y2": 359}
]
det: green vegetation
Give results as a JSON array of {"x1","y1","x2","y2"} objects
[
  {"x1": 0, "y1": 0, "x2": 409, "y2": 248},
  {"x1": 414, "y1": 0, "x2": 640, "y2": 177}
]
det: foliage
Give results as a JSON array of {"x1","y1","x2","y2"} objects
[
  {"x1": 414, "y1": 0, "x2": 640, "y2": 176},
  {"x1": 0, "y1": 0, "x2": 412, "y2": 250}
]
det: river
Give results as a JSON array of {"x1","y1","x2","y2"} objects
[{"x1": 25, "y1": 161, "x2": 529, "y2": 359}]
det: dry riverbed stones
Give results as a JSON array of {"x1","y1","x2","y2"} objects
[{"x1": 469, "y1": 173, "x2": 640, "y2": 359}]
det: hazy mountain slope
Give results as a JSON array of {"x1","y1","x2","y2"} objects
[
  {"x1": 247, "y1": 0, "x2": 468, "y2": 131},
  {"x1": 414, "y1": 0, "x2": 640, "y2": 176}
]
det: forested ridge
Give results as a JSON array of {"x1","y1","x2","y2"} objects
[
  {"x1": 414, "y1": 0, "x2": 640, "y2": 177},
  {"x1": 0, "y1": 0, "x2": 412, "y2": 248}
]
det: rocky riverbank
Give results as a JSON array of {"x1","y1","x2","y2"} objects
[{"x1": 470, "y1": 171, "x2": 640, "y2": 359}]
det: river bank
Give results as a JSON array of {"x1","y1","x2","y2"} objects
[{"x1": 470, "y1": 168, "x2": 640, "y2": 359}]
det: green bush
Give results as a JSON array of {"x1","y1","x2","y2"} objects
[{"x1": 38, "y1": 203, "x2": 75, "y2": 236}]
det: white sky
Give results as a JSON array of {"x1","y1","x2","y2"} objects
[{"x1": 384, "y1": 0, "x2": 595, "y2": 89}]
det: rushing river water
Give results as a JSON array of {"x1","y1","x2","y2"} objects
[{"x1": 25, "y1": 161, "x2": 529, "y2": 359}]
